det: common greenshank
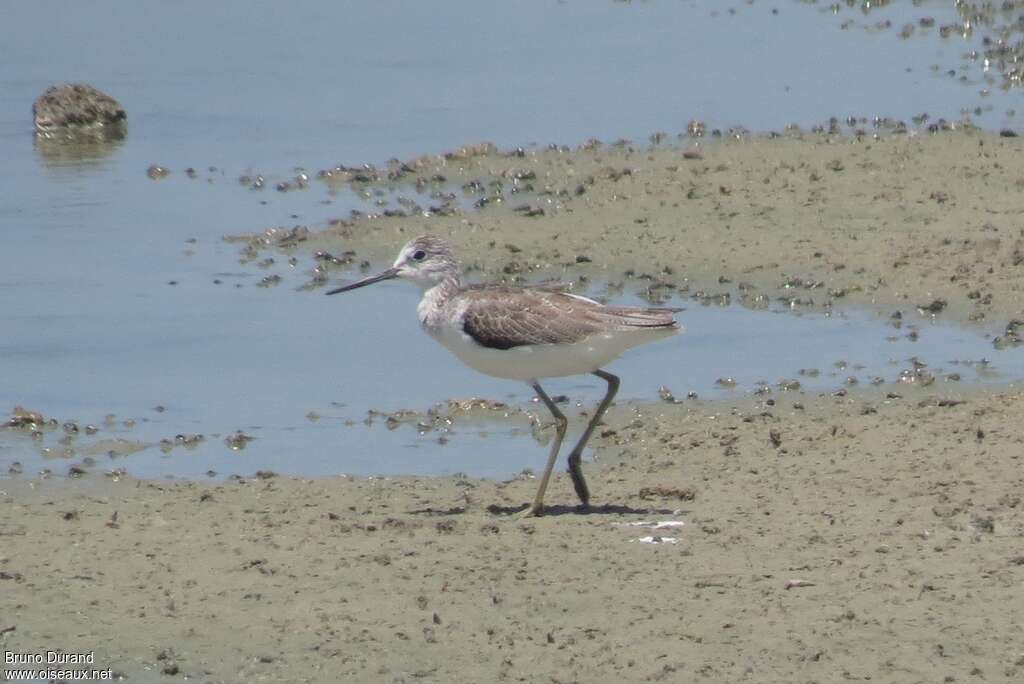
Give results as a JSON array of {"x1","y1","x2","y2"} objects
[{"x1": 327, "y1": 235, "x2": 681, "y2": 516}]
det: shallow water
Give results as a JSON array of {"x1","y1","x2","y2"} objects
[
  {"x1": 3, "y1": 0, "x2": 1024, "y2": 483},
  {"x1": 1, "y1": 0, "x2": 1016, "y2": 175},
  {"x1": 3, "y1": 259, "x2": 1023, "y2": 481}
]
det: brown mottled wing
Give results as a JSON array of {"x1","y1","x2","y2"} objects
[{"x1": 460, "y1": 288, "x2": 679, "y2": 350}]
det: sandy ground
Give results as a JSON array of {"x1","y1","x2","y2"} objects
[{"x1": 3, "y1": 130, "x2": 1024, "y2": 682}]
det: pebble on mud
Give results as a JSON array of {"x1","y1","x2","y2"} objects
[
  {"x1": 917, "y1": 299, "x2": 948, "y2": 315},
  {"x1": 993, "y1": 320, "x2": 1023, "y2": 349},
  {"x1": 657, "y1": 386, "x2": 683, "y2": 404},
  {"x1": 637, "y1": 486, "x2": 697, "y2": 501}
]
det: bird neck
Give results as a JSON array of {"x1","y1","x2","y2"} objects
[
  {"x1": 418, "y1": 274, "x2": 462, "y2": 326},
  {"x1": 429, "y1": 273, "x2": 462, "y2": 298}
]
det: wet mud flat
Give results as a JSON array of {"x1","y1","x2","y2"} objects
[
  {"x1": 2, "y1": 386, "x2": 1023, "y2": 682},
  {"x1": 3, "y1": 130, "x2": 1024, "y2": 682},
  {"x1": 242, "y1": 128, "x2": 1024, "y2": 333}
]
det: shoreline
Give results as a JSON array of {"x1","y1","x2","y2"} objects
[
  {"x1": 2, "y1": 385, "x2": 1024, "y2": 679},
  {"x1": 4, "y1": 129, "x2": 1024, "y2": 682},
  {"x1": 236, "y1": 128, "x2": 1023, "y2": 332},
  {"x1": 3, "y1": 384, "x2": 1023, "y2": 681}
]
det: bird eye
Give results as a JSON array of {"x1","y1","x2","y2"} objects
[{"x1": 412, "y1": 250, "x2": 427, "y2": 261}]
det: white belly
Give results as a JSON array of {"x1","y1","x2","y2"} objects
[{"x1": 426, "y1": 323, "x2": 679, "y2": 382}]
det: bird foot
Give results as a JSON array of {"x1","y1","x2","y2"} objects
[{"x1": 517, "y1": 504, "x2": 544, "y2": 519}]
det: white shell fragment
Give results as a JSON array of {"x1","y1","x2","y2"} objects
[
  {"x1": 617, "y1": 520, "x2": 686, "y2": 530},
  {"x1": 631, "y1": 536, "x2": 679, "y2": 544}
]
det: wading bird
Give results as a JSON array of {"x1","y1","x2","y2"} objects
[{"x1": 327, "y1": 235, "x2": 681, "y2": 516}]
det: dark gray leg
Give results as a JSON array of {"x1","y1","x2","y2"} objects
[
  {"x1": 565, "y1": 370, "x2": 620, "y2": 508},
  {"x1": 525, "y1": 381, "x2": 568, "y2": 516}
]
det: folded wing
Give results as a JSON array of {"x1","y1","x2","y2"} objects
[{"x1": 460, "y1": 287, "x2": 680, "y2": 350}]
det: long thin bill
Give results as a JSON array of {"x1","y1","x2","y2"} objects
[{"x1": 325, "y1": 267, "x2": 400, "y2": 295}]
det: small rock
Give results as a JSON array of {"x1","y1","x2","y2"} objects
[
  {"x1": 33, "y1": 84, "x2": 126, "y2": 135},
  {"x1": 225, "y1": 431, "x2": 255, "y2": 451}
]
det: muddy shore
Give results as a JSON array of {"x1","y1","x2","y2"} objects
[
  {"x1": 3, "y1": 131, "x2": 1024, "y2": 682},
  {"x1": 243, "y1": 127, "x2": 1024, "y2": 333}
]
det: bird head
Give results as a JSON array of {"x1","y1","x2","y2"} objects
[{"x1": 325, "y1": 235, "x2": 459, "y2": 294}]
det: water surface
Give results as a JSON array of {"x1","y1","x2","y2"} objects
[
  {"x1": 4, "y1": 264, "x2": 1022, "y2": 481},
  {"x1": 3, "y1": 0, "x2": 1023, "y2": 483}
]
